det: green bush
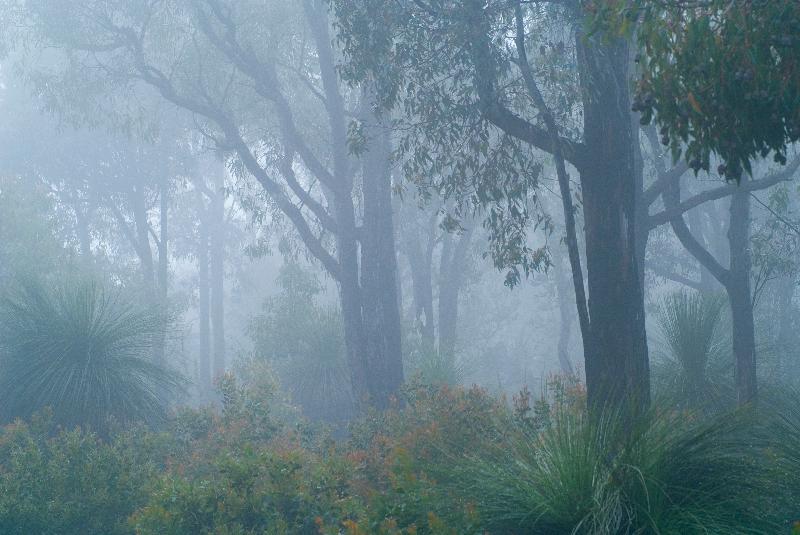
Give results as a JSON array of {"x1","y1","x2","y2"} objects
[
  {"x1": 0, "y1": 275, "x2": 182, "y2": 434},
  {"x1": 0, "y1": 411, "x2": 167, "y2": 535},
  {"x1": 653, "y1": 290, "x2": 733, "y2": 411}
]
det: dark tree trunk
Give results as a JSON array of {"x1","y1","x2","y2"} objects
[
  {"x1": 197, "y1": 195, "x2": 212, "y2": 395},
  {"x1": 576, "y1": 35, "x2": 650, "y2": 413},
  {"x1": 209, "y1": 173, "x2": 226, "y2": 379},
  {"x1": 332, "y1": 192, "x2": 368, "y2": 407},
  {"x1": 727, "y1": 189, "x2": 757, "y2": 404},
  {"x1": 438, "y1": 225, "x2": 473, "y2": 357},
  {"x1": 360, "y1": 110, "x2": 404, "y2": 409}
]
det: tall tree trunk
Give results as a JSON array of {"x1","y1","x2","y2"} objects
[
  {"x1": 76, "y1": 205, "x2": 93, "y2": 263},
  {"x1": 438, "y1": 225, "x2": 473, "y2": 357},
  {"x1": 576, "y1": 35, "x2": 650, "y2": 413},
  {"x1": 197, "y1": 195, "x2": 212, "y2": 395},
  {"x1": 158, "y1": 178, "x2": 169, "y2": 300},
  {"x1": 209, "y1": 173, "x2": 226, "y2": 379},
  {"x1": 333, "y1": 192, "x2": 367, "y2": 407},
  {"x1": 404, "y1": 209, "x2": 436, "y2": 349},
  {"x1": 726, "y1": 189, "x2": 757, "y2": 403},
  {"x1": 130, "y1": 185, "x2": 156, "y2": 292},
  {"x1": 776, "y1": 274, "x2": 794, "y2": 375},
  {"x1": 553, "y1": 247, "x2": 576, "y2": 375},
  {"x1": 360, "y1": 109, "x2": 404, "y2": 409}
]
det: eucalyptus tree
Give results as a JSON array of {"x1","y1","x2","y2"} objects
[
  {"x1": 617, "y1": 0, "x2": 800, "y2": 181},
  {"x1": 4, "y1": 0, "x2": 404, "y2": 408},
  {"x1": 334, "y1": 0, "x2": 650, "y2": 412}
]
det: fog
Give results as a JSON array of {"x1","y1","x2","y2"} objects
[{"x1": 0, "y1": 1, "x2": 798, "y2": 533}]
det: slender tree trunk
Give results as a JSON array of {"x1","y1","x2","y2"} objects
[
  {"x1": 197, "y1": 196, "x2": 212, "y2": 395},
  {"x1": 777, "y1": 274, "x2": 794, "y2": 375},
  {"x1": 726, "y1": 189, "x2": 757, "y2": 404},
  {"x1": 130, "y1": 185, "x2": 156, "y2": 292},
  {"x1": 158, "y1": 178, "x2": 169, "y2": 300},
  {"x1": 576, "y1": 35, "x2": 650, "y2": 413},
  {"x1": 209, "y1": 173, "x2": 226, "y2": 379},
  {"x1": 76, "y1": 206, "x2": 92, "y2": 263},
  {"x1": 438, "y1": 225, "x2": 473, "y2": 357},
  {"x1": 405, "y1": 212, "x2": 435, "y2": 349},
  {"x1": 332, "y1": 191, "x2": 367, "y2": 408},
  {"x1": 360, "y1": 108, "x2": 404, "y2": 408},
  {"x1": 553, "y1": 248, "x2": 576, "y2": 375}
]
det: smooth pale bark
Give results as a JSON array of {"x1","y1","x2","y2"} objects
[
  {"x1": 197, "y1": 192, "x2": 212, "y2": 394},
  {"x1": 404, "y1": 208, "x2": 436, "y2": 349},
  {"x1": 553, "y1": 249, "x2": 576, "y2": 376},
  {"x1": 209, "y1": 172, "x2": 226, "y2": 379}
]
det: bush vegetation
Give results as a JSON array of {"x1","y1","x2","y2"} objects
[{"x1": 0, "y1": 362, "x2": 798, "y2": 534}]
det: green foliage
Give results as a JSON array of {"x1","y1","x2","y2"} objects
[
  {"x1": 654, "y1": 290, "x2": 731, "y2": 410},
  {"x1": 603, "y1": 0, "x2": 800, "y2": 179},
  {"x1": 404, "y1": 337, "x2": 464, "y2": 388},
  {"x1": 0, "y1": 274, "x2": 182, "y2": 434},
  {"x1": 0, "y1": 411, "x2": 167, "y2": 535},
  {"x1": 334, "y1": 0, "x2": 562, "y2": 285},
  {"x1": 0, "y1": 175, "x2": 67, "y2": 286},
  {"x1": 0, "y1": 376, "x2": 799, "y2": 533},
  {"x1": 249, "y1": 264, "x2": 353, "y2": 423}
]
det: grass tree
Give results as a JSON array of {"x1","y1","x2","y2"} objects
[
  {"x1": 0, "y1": 275, "x2": 181, "y2": 434},
  {"x1": 655, "y1": 291, "x2": 730, "y2": 410}
]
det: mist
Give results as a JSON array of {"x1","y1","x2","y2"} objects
[{"x1": 0, "y1": 1, "x2": 798, "y2": 533}]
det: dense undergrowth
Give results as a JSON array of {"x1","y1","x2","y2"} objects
[{"x1": 0, "y1": 366, "x2": 799, "y2": 535}]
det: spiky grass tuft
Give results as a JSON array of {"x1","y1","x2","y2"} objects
[{"x1": 0, "y1": 275, "x2": 182, "y2": 433}]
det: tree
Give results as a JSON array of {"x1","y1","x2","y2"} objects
[
  {"x1": 6, "y1": 0, "x2": 404, "y2": 409},
  {"x1": 335, "y1": 0, "x2": 649, "y2": 412},
  {"x1": 612, "y1": 0, "x2": 800, "y2": 180},
  {"x1": 641, "y1": 124, "x2": 800, "y2": 403}
]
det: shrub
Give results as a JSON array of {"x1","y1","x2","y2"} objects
[
  {"x1": 0, "y1": 411, "x2": 167, "y2": 535},
  {"x1": 654, "y1": 290, "x2": 732, "y2": 410},
  {"x1": 249, "y1": 264, "x2": 353, "y2": 424},
  {"x1": 0, "y1": 275, "x2": 182, "y2": 434}
]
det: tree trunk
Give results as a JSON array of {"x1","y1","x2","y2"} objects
[
  {"x1": 197, "y1": 194, "x2": 212, "y2": 395},
  {"x1": 726, "y1": 189, "x2": 757, "y2": 404},
  {"x1": 332, "y1": 190, "x2": 368, "y2": 408},
  {"x1": 130, "y1": 185, "x2": 156, "y2": 292},
  {"x1": 360, "y1": 109, "x2": 404, "y2": 409},
  {"x1": 576, "y1": 35, "x2": 650, "y2": 413},
  {"x1": 76, "y1": 205, "x2": 93, "y2": 263},
  {"x1": 438, "y1": 225, "x2": 473, "y2": 358},
  {"x1": 158, "y1": 178, "x2": 169, "y2": 300},
  {"x1": 404, "y1": 209, "x2": 436, "y2": 349},
  {"x1": 553, "y1": 248, "x2": 576, "y2": 375},
  {"x1": 209, "y1": 173, "x2": 226, "y2": 379}
]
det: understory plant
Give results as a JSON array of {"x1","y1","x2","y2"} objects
[
  {"x1": 654, "y1": 290, "x2": 732, "y2": 410},
  {"x1": 0, "y1": 275, "x2": 182, "y2": 434}
]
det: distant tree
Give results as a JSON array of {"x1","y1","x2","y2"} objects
[{"x1": 4, "y1": 0, "x2": 404, "y2": 409}]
